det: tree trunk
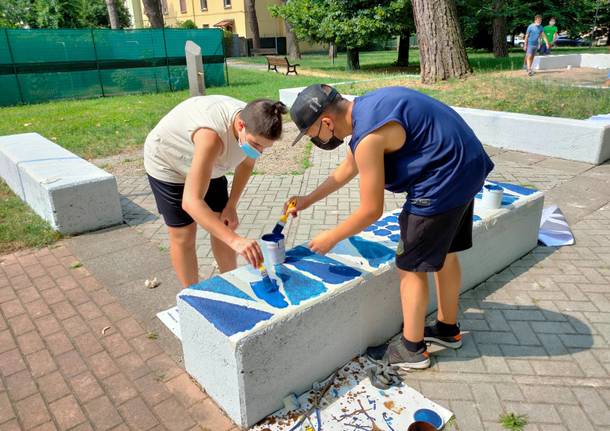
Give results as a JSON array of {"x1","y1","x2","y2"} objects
[
  {"x1": 142, "y1": 0, "x2": 164, "y2": 28},
  {"x1": 280, "y1": 0, "x2": 301, "y2": 59},
  {"x1": 411, "y1": 0, "x2": 471, "y2": 83},
  {"x1": 397, "y1": 31, "x2": 410, "y2": 67},
  {"x1": 245, "y1": 0, "x2": 261, "y2": 50},
  {"x1": 328, "y1": 43, "x2": 337, "y2": 58},
  {"x1": 346, "y1": 47, "x2": 360, "y2": 70},
  {"x1": 105, "y1": 0, "x2": 120, "y2": 29},
  {"x1": 492, "y1": 0, "x2": 508, "y2": 57}
]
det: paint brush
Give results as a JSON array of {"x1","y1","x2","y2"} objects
[
  {"x1": 257, "y1": 264, "x2": 274, "y2": 289},
  {"x1": 272, "y1": 199, "x2": 297, "y2": 235}
]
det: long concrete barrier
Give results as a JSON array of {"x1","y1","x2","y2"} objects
[
  {"x1": 178, "y1": 182, "x2": 544, "y2": 428},
  {"x1": 0, "y1": 133, "x2": 123, "y2": 234}
]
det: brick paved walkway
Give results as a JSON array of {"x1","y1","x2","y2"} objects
[
  {"x1": 2, "y1": 128, "x2": 610, "y2": 430},
  {"x1": 0, "y1": 246, "x2": 236, "y2": 431}
]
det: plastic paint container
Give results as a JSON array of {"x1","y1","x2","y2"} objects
[
  {"x1": 413, "y1": 408, "x2": 443, "y2": 429},
  {"x1": 261, "y1": 233, "x2": 286, "y2": 265},
  {"x1": 481, "y1": 184, "x2": 504, "y2": 210},
  {"x1": 407, "y1": 421, "x2": 438, "y2": 431}
]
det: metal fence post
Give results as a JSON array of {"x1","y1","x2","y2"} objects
[
  {"x1": 5, "y1": 28, "x2": 24, "y2": 104},
  {"x1": 162, "y1": 27, "x2": 172, "y2": 92},
  {"x1": 90, "y1": 29, "x2": 106, "y2": 97}
]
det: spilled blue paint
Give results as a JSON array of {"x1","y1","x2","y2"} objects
[
  {"x1": 348, "y1": 236, "x2": 395, "y2": 268},
  {"x1": 250, "y1": 277, "x2": 288, "y2": 308},
  {"x1": 275, "y1": 264, "x2": 327, "y2": 305},
  {"x1": 285, "y1": 246, "x2": 361, "y2": 284},
  {"x1": 181, "y1": 295, "x2": 273, "y2": 336},
  {"x1": 496, "y1": 182, "x2": 536, "y2": 196},
  {"x1": 190, "y1": 276, "x2": 253, "y2": 301},
  {"x1": 373, "y1": 229, "x2": 392, "y2": 237}
]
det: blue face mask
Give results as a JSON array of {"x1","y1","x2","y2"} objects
[
  {"x1": 240, "y1": 141, "x2": 261, "y2": 159},
  {"x1": 238, "y1": 129, "x2": 262, "y2": 159}
]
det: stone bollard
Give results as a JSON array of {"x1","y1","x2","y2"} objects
[{"x1": 185, "y1": 40, "x2": 205, "y2": 97}]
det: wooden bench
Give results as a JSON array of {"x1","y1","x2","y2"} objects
[
  {"x1": 251, "y1": 48, "x2": 278, "y2": 56},
  {"x1": 265, "y1": 56, "x2": 300, "y2": 75}
]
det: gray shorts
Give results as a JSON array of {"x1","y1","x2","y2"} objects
[{"x1": 526, "y1": 44, "x2": 538, "y2": 56}]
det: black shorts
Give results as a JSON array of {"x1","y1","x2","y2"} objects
[
  {"x1": 395, "y1": 200, "x2": 474, "y2": 272},
  {"x1": 147, "y1": 174, "x2": 229, "y2": 227}
]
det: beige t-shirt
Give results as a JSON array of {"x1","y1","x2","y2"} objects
[{"x1": 144, "y1": 95, "x2": 247, "y2": 183}]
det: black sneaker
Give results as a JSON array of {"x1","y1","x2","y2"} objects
[
  {"x1": 366, "y1": 338, "x2": 431, "y2": 370},
  {"x1": 424, "y1": 323, "x2": 462, "y2": 349}
]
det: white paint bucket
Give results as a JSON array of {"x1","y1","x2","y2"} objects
[
  {"x1": 481, "y1": 184, "x2": 504, "y2": 209},
  {"x1": 261, "y1": 233, "x2": 286, "y2": 265}
]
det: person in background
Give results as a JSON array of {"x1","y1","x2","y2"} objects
[
  {"x1": 524, "y1": 14, "x2": 550, "y2": 76},
  {"x1": 539, "y1": 17, "x2": 558, "y2": 55}
]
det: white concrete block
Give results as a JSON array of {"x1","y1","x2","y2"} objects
[
  {"x1": 533, "y1": 53, "x2": 610, "y2": 70},
  {"x1": 0, "y1": 133, "x2": 123, "y2": 234},
  {"x1": 452, "y1": 107, "x2": 610, "y2": 164},
  {"x1": 178, "y1": 182, "x2": 544, "y2": 428}
]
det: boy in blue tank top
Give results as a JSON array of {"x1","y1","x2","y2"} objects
[{"x1": 286, "y1": 84, "x2": 494, "y2": 369}]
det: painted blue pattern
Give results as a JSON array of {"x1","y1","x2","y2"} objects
[
  {"x1": 348, "y1": 236, "x2": 395, "y2": 268},
  {"x1": 496, "y1": 182, "x2": 536, "y2": 196},
  {"x1": 250, "y1": 278, "x2": 288, "y2": 308},
  {"x1": 364, "y1": 225, "x2": 377, "y2": 232},
  {"x1": 275, "y1": 265, "x2": 327, "y2": 305},
  {"x1": 373, "y1": 229, "x2": 392, "y2": 236},
  {"x1": 387, "y1": 224, "x2": 400, "y2": 232},
  {"x1": 181, "y1": 295, "x2": 273, "y2": 336},
  {"x1": 381, "y1": 215, "x2": 399, "y2": 223},
  {"x1": 390, "y1": 234, "x2": 401, "y2": 242},
  {"x1": 190, "y1": 276, "x2": 253, "y2": 301},
  {"x1": 285, "y1": 246, "x2": 361, "y2": 284}
]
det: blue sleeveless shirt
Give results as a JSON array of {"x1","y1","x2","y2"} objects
[{"x1": 349, "y1": 87, "x2": 494, "y2": 216}]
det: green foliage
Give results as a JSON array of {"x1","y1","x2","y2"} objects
[
  {"x1": 177, "y1": 19, "x2": 198, "y2": 29},
  {"x1": 499, "y1": 412, "x2": 528, "y2": 431},
  {"x1": 1, "y1": 0, "x2": 131, "y2": 29},
  {"x1": 271, "y1": 0, "x2": 412, "y2": 50}
]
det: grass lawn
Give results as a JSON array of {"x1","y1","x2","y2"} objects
[{"x1": 0, "y1": 180, "x2": 61, "y2": 255}]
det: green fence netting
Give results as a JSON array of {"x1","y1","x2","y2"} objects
[{"x1": 0, "y1": 28, "x2": 227, "y2": 106}]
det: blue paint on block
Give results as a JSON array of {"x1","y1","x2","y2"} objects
[
  {"x1": 190, "y1": 276, "x2": 253, "y2": 301},
  {"x1": 181, "y1": 295, "x2": 273, "y2": 336},
  {"x1": 387, "y1": 224, "x2": 400, "y2": 232},
  {"x1": 250, "y1": 277, "x2": 288, "y2": 308},
  {"x1": 381, "y1": 215, "x2": 399, "y2": 223},
  {"x1": 501, "y1": 194, "x2": 519, "y2": 206},
  {"x1": 473, "y1": 214, "x2": 482, "y2": 222},
  {"x1": 373, "y1": 229, "x2": 392, "y2": 237},
  {"x1": 389, "y1": 234, "x2": 401, "y2": 242},
  {"x1": 275, "y1": 265, "x2": 327, "y2": 305},
  {"x1": 496, "y1": 182, "x2": 537, "y2": 196},
  {"x1": 364, "y1": 224, "x2": 377, "y2": 232},
  {"x1": 348, "y1": 236, "x2": 395, "y2": 268},
  {"x1": 375, "y1": 219, "x2": 390, "y2": 227},
  {"x1": 285, "y1": 246, "x2": 361, "y2": 284}
]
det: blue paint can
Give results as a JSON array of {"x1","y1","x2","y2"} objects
[
  {"x1": 481, "y1": 184, "x2": 504, "y2": 209},
  {"x1": 261, "y1": 233, "x2": 286, "y2": 265}
]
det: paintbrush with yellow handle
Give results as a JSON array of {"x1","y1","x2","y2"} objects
[{"x1": 271, "y1": 199, "x2": 297, "y2": 235}]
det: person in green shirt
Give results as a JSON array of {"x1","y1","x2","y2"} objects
[{"x1": 540, "y1": 17, "x2": 558, "y2": 55}]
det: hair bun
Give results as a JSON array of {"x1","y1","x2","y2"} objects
[{"x1": 273, "y1": 101, "x2": 288, "y2": 115}]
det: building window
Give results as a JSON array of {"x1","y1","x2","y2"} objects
[
  {"x1": 161, "y1": 0, "x2": 168, "y2": 14},
  {"x1": 179, "y1": 0, "x2": 187, "y2": 13},
  {"x1": 200, "y1": 0, "x2": 207, "y2": 10},
  {"x1": 224, "y1": 0, "x2": 231, "y2": 8}
]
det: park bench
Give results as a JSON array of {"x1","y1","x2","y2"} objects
[
  {"x1": 251, "y1": 47, "x2": 278, "y2": 56},
  {"x1": 265, "y1": 55, "x2": 300, "y2": 75},
  {"x1": 178, "y1": 181, "x2": 544, "y2": 428},
  {"x1": 0, "y1": 133, "x2": 123, "y2": 234}
]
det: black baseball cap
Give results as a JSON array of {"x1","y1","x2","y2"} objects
[{"x1": 290, "y1": 84, "x2": 340, "y2": 146}]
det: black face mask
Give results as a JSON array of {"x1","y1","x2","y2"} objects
[{"x1": 310, "y1": 122, "x2": 344, "y2": 151}]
